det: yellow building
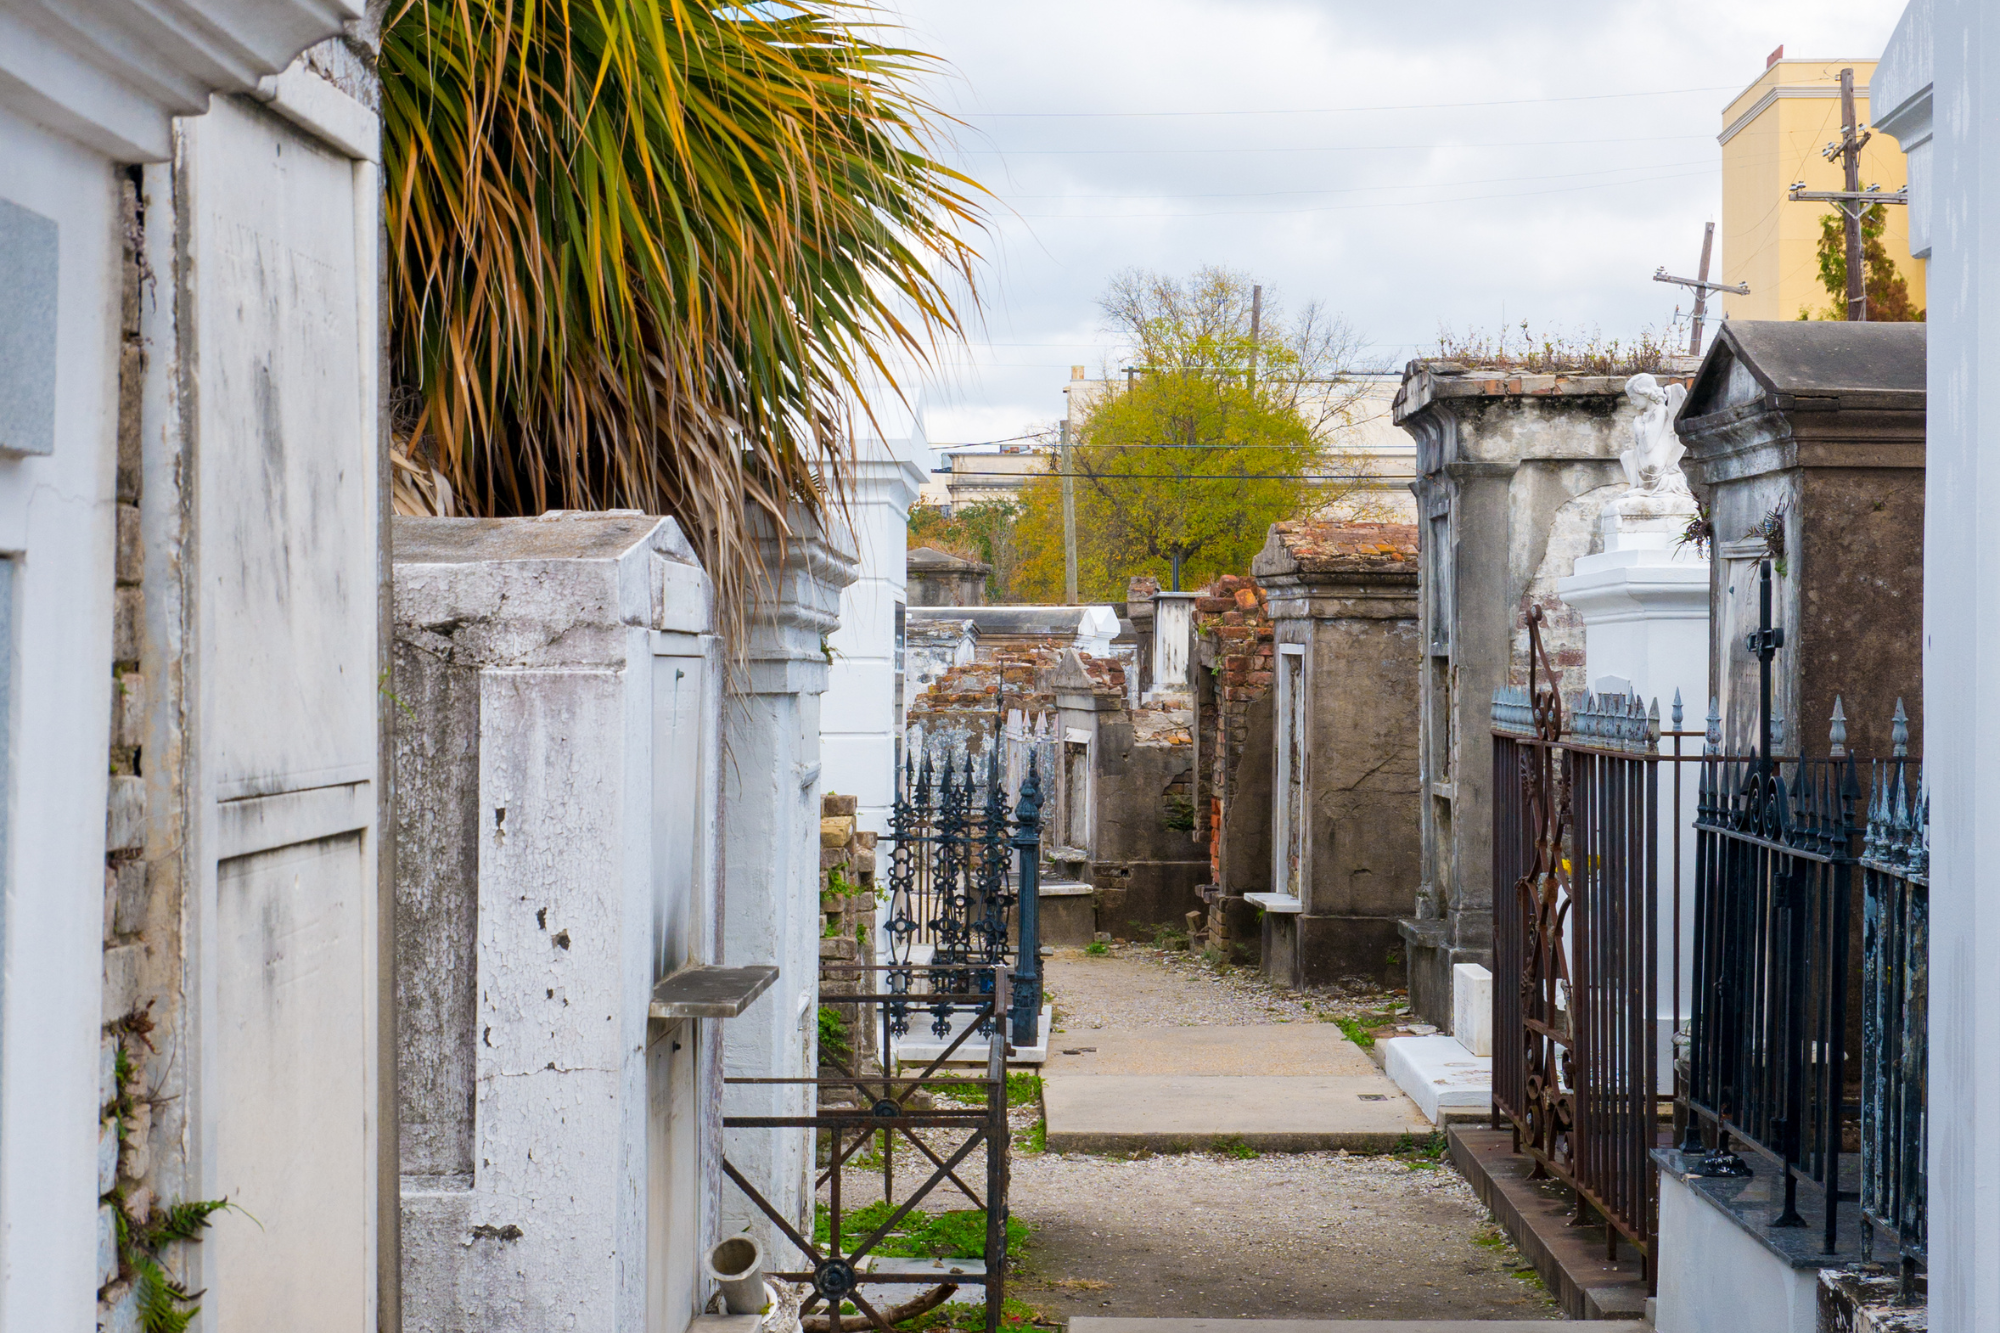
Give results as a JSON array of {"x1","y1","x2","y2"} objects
[{"x1": 1719, "y1": 58, "x2": 1925, "y2": 322}]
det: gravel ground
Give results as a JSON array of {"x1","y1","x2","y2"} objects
[
  {"x1": 1010, "y1": 1150, "x2": 1558, "y2": 1322},
  {"x1": 820, "y1": 946, "x2": 1551, "y2": 1325}
]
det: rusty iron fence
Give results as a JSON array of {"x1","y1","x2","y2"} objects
[
  {"x1": 1490, "y1": 606, "x2": 1672, "y2": 1272},
  {"x1": 725, "y1": 965, "x2": 1014, "y2": 1333}
]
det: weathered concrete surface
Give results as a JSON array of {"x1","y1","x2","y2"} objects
[
  {"x1": 1043, "y1": 1073, "x2": 1431, "y2": 1153},
  {"x1": 1090, "y1": 715, "x2": 1207, "y2": 935},
  {"x1": 1045, "y1": 1024, "x2": 1381, "y2": 1076},
  {"x1": 1395, "y1": 364, "x2": 1691, "y2": 1026},
  {"x1": 1043, "y1": 1022, "x2": 1428, "y2": 1152},
  {"x1": 1254, "y1": 523, "x2": 1422, "y2": 988}
]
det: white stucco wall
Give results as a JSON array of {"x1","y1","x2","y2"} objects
[
  {"x1": 0, "y1": 98, "x2": 124, "y2": 1333},
  {"x1": 1902, "y1": 2, "x2": 2000, "y2": 1324},
  {"x1": 395, "y1": 515, "x2": 722, "y2": 1332},
  {"x1": 1654, "y1": 1172, "x2": 1817, "y2": 1333},
  {"x1": 822, "y1": 432, "x2": 930, "y2": 835},
  {"x1": 721, "y1": 527, "x2": 855, "y2": 1266}
]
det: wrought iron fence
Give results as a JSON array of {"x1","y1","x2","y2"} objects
[
  {"x1": 883, "y1": 709, "x2": 1044, "y2": 1047},
  {"x1": 1493, "y1": 561, "x2": 1929, "y2": 1280},
  {"x1": 1860, "y1": 716, "x2": 1927, "y2": 1279},
  {"x1": 1677, "y1": 559, "x2": 1924, "y2": 1269},
  {"x1": 725, "y1": 964, "x2": 1014, "y2": 1333},
  {"x1": 1489, "y1": 609, "x2": 1665, "y2": 1271}
]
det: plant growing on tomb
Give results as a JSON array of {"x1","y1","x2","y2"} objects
[{"x1": 1676, "y1": 503, "x2": 1714, "y2": 559}]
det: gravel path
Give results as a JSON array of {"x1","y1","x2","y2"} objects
[
  {"x1": 1010, "y1": 1150, "x2": 1558, "y2": 1322},
  {"x1": 1012, "y1": 944, "x2": 1553, "y2": 1322}
]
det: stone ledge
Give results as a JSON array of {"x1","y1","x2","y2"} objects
[{"x1": 1447, "y1": 1126, "x2": 1650, "y2": 1322}]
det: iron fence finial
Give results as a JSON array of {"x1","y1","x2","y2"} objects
[
  {"x1": 1673, "y1": 688, "x2": 1684, "y2": 730},
  {"x1": 1892, "y1": 698, "x2": 1910, "y2": 758},
  {"x1": 1705, "y1": 696, "x2": 1721, "y2": 753},
  {"x1": 1830, "y1": 695, "x2": 1848, "y2": 758},
  {"x1": 1648, "y1": 697, "x2": 1661, "y2": 745}
]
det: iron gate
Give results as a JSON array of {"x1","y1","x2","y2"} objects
[{"x1": 883, "y1": 708, "x2": 1044, "y2": 1046}]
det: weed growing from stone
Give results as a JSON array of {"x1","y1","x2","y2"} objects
[
  {"x1": 1332, "y1": 1016, "x2": 1376, "y2": 1049},
  {"x1": 1392, "y1": 1130, "x2": 1448, "y2": 1169},
  {"x1": 1083, "y1": 941, "x2": 1110, "y2": 956},
  {"x1": 1212, "y1": 1135, "x2": 1260, "y2": 1160}
]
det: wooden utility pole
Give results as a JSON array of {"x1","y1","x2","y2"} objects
[
  {"x1": 1249, "y1": 284, "x2": 1263, "y2": 386},
  {"x1": 1653, "y1": 222, "x2": 1749, "y2": 355},
  {"x1": 1789, "y1": 68, "x2": 1907, "y2": 321},
  {"x1": 1060, "y1": 418, "x2": 1078, "y2": 604},
  {"x1": 1838, "y1": 68, "x2": 1867, "y2": 320}
]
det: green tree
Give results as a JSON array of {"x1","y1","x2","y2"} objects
[
  {"x1": 907, "y1": 498, "x2": 1023, "y2": 601},
  {"x1": 381, "y1": 0, "x2": 984, "y2": 631},
  {"x1": 1805, "y1": 204, "x2": 1923, "y2": 321},
  {"x1": 1009, "y1": 267, "x2": 1373, "y2": 601}
]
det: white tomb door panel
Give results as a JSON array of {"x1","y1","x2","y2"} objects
[{"x1": 184, "y1": 92, "x2": 381, "y2": 1330}]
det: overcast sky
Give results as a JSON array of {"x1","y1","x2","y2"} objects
[{"x1": 874, "y1": 0, "x2": 1904, "y2": 447}]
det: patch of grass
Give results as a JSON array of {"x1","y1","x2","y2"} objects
[
  {"x1": 1471, "y1": 1223, "x2": 1510, "y2": 1251},
  {"x1": 1212, "y1": 1135, "x2": 1259, "y2": 1160},
  {"x1": 1333, "y1": 1015, "x2": 1376, "y2": 1049},
  {"x1": 815, "y1": 1202, "x2": 1028, "y2": 1259},
  {"x1": 1393, "y1": 1130, "x2": 1449, "y2": 1168},
  {"x1": 927, "y1": 1071, "x2": 1041, "y2": 1109},
  {"x1": 1511, "y1": 1264, "x2": 1548, "y2": 1293},
  {"x1": 1083, "y1": 941, "x2": 1109, "y2": 957},
  {"x1": 1015, "y1": 1118, "x2": 1046, "y2": 1155}
]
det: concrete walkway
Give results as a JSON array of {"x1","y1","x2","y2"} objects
[{"x1": 1042, "y1": 1023, "x2": 1431, "y2": 1153}]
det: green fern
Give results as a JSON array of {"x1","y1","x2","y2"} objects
[{"x1": 132, "y1": 1256, "x2": 197, "y2": 1333}]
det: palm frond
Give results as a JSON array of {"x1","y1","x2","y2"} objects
[{"x1": 382, "y1": 0, "x2": 985, "y2": 638}]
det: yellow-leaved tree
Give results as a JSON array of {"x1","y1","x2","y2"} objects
[{"x1": 1010, "y1": 267, "x2": 1376, "y2": 602}]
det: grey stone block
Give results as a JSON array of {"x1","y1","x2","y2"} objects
[
  {"x1": 112, "y1": 673, "x2": 144, "y2": 750},
  {"x1": 99, "y1": 1036, "x2": 118, "y2": 1108},
  {"x1": 112, "y1": 858, "x2": 148, "y2": 936},
  {"x1": 115, "y1": 504, "x2": 142, "y2": 586},
  {"x1": 97, "y1": 1203, "x2": 117, "y2": 1289},
  {"x1": 112, "y1": 587, "x2": 143, "y2": 663},
  {"x1": 103, "y1": 943, "x2": 141, "y2": 1021},
  {"x1": 106, "y1": 776, "x2": 145, "y2": 852},
  {"x1": 98, "y1": 1119, "x2": 119, "y2": 1194}
]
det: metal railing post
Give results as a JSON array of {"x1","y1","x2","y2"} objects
[{"x1": 1010, "y1": 759, "x2": 1043, "y2": 1047}]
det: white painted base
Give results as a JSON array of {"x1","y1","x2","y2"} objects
[
  {"x1": 892, "y1": 1006, "x2": 1054, "y2": 1066},
  {"x1": 1451, "y1": 963, "x2": 1493, "y2": 1057},
  {"x1": 1655, "y1": 1171, "x2": 1817, "y2": 1333},
  {"x1": 1382, "y1": 1035, "x2": 1491, "y2": 1124}
]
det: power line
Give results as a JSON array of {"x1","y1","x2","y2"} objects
[
  {"x1": 960, "y1": 85, "x2": 1741, "y2": 119},
  {"x1": 995, "y1": 157, "x2": 1714, "y2": 200},
  {"x1": 1009, "y1": 169, "x2": 1715, "y2": 219},
  {"x1": 952, "y1": 134, "x2": 1714, "y2": 157}
]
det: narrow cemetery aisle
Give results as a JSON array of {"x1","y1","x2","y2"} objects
[{"x1": 1008, "y1": 944, "x2": 1561, "y2": 1323}]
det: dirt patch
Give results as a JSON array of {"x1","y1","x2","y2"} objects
[{"x1": 1047, "y1": 944, "x2": 1405, "y2": 1030}]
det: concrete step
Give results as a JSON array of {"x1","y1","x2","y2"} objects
[
  {"x1": 1064, "y1": 1312, "x2": 1640, "y2": 1320},
  {"x1": 1069, "y1": 1321, "x2": 1649, "y2": 1333},
  {"x1": 1043, "y1": 1073, "x2": 1431, "y2": 1154},
  {"x1": 1046, "y1": 1024, "x2": 1380, "y2": 1076}
]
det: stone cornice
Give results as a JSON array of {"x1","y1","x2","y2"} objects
[{"x1": 0, "y1": 0, "x2": 362, "y2": 160}]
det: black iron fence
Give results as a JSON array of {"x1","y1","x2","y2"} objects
[
  {"x1": 1860, "y1": 727, "x2": 1927, "y2": 1279},
  {"x1": 883, "y1": 711, "x2": 1043, "y2": 1047}
]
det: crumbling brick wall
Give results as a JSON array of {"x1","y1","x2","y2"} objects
[
  {"x1": 817, "y1": 792, "x2": 882, "y2": 1071},
  {"x1": 1191, "y1": 576, "x2": 1275, "y2": 947}
]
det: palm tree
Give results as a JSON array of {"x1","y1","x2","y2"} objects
[{"x1": 381, "y1": 0, "x2": 983, "y2": 624}]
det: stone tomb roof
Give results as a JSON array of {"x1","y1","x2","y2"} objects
[
  {"x1": 907, "y1": 544, "x2": 992, "y2": 574},
  {"x1": 1679, "y1": 320, "x2": 1926, "y2": 423},
  {"x1": 1252, "y1": 520, "x2": 1419, "y2": 577}
]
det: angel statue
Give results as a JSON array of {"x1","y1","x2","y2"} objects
[{"x1": 1620, "y1": 373, "x2": 1690, "y2": 497}]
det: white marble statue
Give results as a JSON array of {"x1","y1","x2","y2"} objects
[{"x1": 1620, "y1": 372, "x2": 1691, "y2": 497}]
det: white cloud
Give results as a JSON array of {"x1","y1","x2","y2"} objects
[{"x1": 874, "y1": 0, "x2": 1906, "y2": 444}]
